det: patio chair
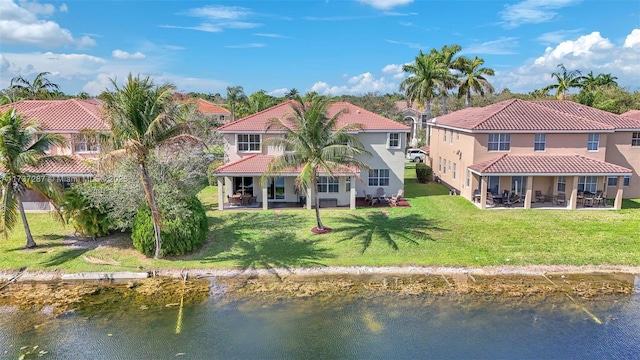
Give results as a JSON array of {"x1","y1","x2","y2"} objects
[
  {"x1": 535, "y1": 190, "x2": 545, "y2": 203},
  {"x1": 389, "y1": 189, "x2": 404, "y2": 207},
  {"x1": 554, "y1": 192, "x2": 566, "y2": 206},
  {"x1": 502, "y1": 192, "x2": 513, "y2": 207},
  {"x1": 593, "y1": 190, "x2": 604, "y2": 207},
  {"x1": 228, "y1": 195, "x2": 242, "y2": 207},
  {"x1": 376, "y1": 187, "x2": 389, "y2": 205},
  {"x1": 486, "y1": 193, "x2": 495, "y2": 206}
]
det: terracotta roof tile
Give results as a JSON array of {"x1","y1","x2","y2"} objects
[
  {"x1": 1, "y1": 155, "x2": 97, "y2": 176},
  {"x1": 219, "y1": 101, "x2": 410, "y2": 133},
  {"x1": 0, "y1": 99, "x2": 109, "y2": 131},
  {"x1": 214, "y1": 154, "x2": 361, "y2": 176},
  {"x1": 621, "y1": 110, "x2": 640, "y2": 121},
  {"x1": 184, "y1": 98, "x2": 230, "y2": 115},
  {"x1": 535, "y1": 101, "x2": 640, "y2": 130},
  {"x1": 433, "y1": 99, "x2": 614, "y2": 132},
  {"x1": 469, "y1": 154, "x2": 632, "y2": 175}
]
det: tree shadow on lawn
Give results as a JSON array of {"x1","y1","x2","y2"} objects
[
  {"x1": 622, "y1": 199, "x2": 640, "y2": 209},
  {"x1": 202, "y1": 232, "x2": 335, "y2": 277},
  {"x1": 333, "y1": 212, "x2": 446, "y2": 253}
]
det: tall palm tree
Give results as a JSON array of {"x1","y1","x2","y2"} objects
[
  {"x1": 0, "y1": 108, "x2": 67, "y2": 248},
  {"x1": 10, "y1": 72, "x2": 60, "y2": 100},
  {"x1": 101, "y1": 74, "x2": 190, "y2": 259},
  {"x1": 596, "y1": 73, "x2": 618, "y2": 89},
  {"x1": 236, "y1": 90, "x2": 279, "y2": 118},
  {"x1": 262, "y1": 96, "x2": 370, "y2": 232},
  {"x1": 226, "y1": 86, "x2": 247, "y2": 122},
  {"x1": 453, "y1": 56, "x2": 495, "y2": 108},
  {"x1": 430, "y1": 44, "x2": 461, "y2": 114},
  {"x1": 543, "y1": 64, "x2": 585, "y2": 100},
  {"x1": 285, "y1": 88, "x2": 299, "y2": 100},
  {"x1": 400, "y1": 51, "x2": 450, "y2": 123}
]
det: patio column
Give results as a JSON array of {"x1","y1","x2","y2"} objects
[
  {"x1": 614, "y1": 176, "x2": 624, "y2": 210},
  {"x1": 224, "y1": 176, "x2": 232, "y2": 196},
  {"x1": 569, "y1": 176, "x2": 578, "y2": 210},
  {"x1": 306, "y1": 188, "x2": 312, "y2": 210},
  {"x1": 479, "y1": 176, "x2": 487, "y2": 210},
  {"x1": 217, "y1": 177, "x2": 224, "y2": 211},
  {"x1": 350, "y1": 177, "x2": 356, "y2": 210},
  {"x1": 262, "y1": 181, "x2": 268, "y2": 210},
  {"x1": 524, "y1": 176, "x2": 533, "y2": 209}
]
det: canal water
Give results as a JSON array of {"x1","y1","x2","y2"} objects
[{"x1": 1, "y1": 275, "x2": 639, "y2": 359}]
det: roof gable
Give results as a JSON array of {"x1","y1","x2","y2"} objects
[
  {"x1": 219, "y1": 100, "x2": 410, "y2": 132},
  {"x1": 621, "y1": 109, "x2": 640, "y2": 121},
  {"x1": 0, "y1": 99, "x2": 109, "y2": 132},
  {"x1": 185, "y1": 98, "x2": 230, "y2": 115}
]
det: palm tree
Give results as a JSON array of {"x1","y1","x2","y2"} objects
[
  {"x1": 101, "y1": 74, "x2": 190, "y2": 259},
  {"x1": 400, "y1": 51, "x2": 450, "y2": 123},
  {"x1": 543, "y1": 64, "x2": 585, "y2": 100},
  {"x1": 285, "y1": 88, "x2": 299, "y2": 100},
  {"x1": 226, "y1": 86, "x2": 247, "y2": 122},
  {"x1": 453, "y1": 56, "x2": 495, "y2": 108},
  {"x1": 262, "y1": 96, "x2": 371, "y2": 232},
  {"x1": 0, "y1": 108, "x2": 67, "y2": 248},
  {"x1": 430, "y1": 44, "x2": 461, "y2": 114},
  {"x1": 236, "y1": 90, "x2": 279, "y2": 118},
  {"x1": 10, "y1": 72, "x2": 60, "y2": 100}
]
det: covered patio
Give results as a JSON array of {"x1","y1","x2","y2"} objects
[{"x1": 467, "y1": 154, "x2": 632, "y2": 210}]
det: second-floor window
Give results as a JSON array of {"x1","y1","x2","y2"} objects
[
  {"x1": 488, "y1": 133, "x2": 510, "y2": 151},
  {"x1": 449, "y1": 130, "x2": 453, "y2": 144},
  {"x1": 632, "y1": 132, "x2": 640, "y2": 147},
  {"x1": 587, "y1": 133, "x2": 599, "y2": 151},
  {"x1": 73, "y1": 134, "x2": 100, "y2": 153},
  {"x1": 387, "y1": 132, "x2": 401, "y2": 149},
  {"x1": 220, "y1": 115, "x2": 225, "y2": 121},
  {"x1": 534, "y1": 133, "x2": 546, "y2": 151},
  {"x1": 452, "y1": 162, "x2": 457, "y2": 180},
  {"x1": 368, "y1": 169, "x2": 389, "y2": 187},
  {"x1": 238, "y1": 134, "x2": 261, "y2": 152}
]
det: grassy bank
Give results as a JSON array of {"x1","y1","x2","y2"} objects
[{"x1": 1, "y1": 164, "x2": 639, "y2": 272}]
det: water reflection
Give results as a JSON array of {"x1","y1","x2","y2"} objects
[{"x1": 1, "y1": 275, "x2": 639, "y2": 359}]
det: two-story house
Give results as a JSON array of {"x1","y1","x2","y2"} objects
[
  {"x1": 184, "y1": 97, "x2": 231, "y2": 124},
  {"x1": 427, "y1": 99, "x2": 639, "y2": 210},
  {"x1": 0, "y1": 99, "x2": 108, "y2": 209},
  {"x1": 214, "y1": 101, "x2": 410, "y2": 210}
]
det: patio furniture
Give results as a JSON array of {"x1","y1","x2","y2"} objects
[
  {"x1": 486, "y1": 193, "x2": 495, "y2": 206},
  {"x1": 389, "y1": 189, "x2": 404, "y2": 207},
  {"x1": 535, "y1": 190, "x2": 545, "y2": 202},
  {"x1": 228, "y1": 195, "x2": 242, "y2": 207},
  {"x1": 554, "y1": 192, "x2": 566, "y2": 206},
  {"x1": 593, "y1": 191, "x2": 604, "y2": 207},
  {"x1": 472, "y1": 189, "x2": 481, "y2": 203}
]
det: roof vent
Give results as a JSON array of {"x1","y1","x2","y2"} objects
[
  {"x1": 356, "y1": 110, "x2": 361, "y2": 114},
  {"x1": 431, "y1": 117, "x2": 437, "y2": 123}
]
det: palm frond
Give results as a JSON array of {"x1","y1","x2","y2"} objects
[{"x1": 0, "y1": 182, "x2": 17, "y2": 238}]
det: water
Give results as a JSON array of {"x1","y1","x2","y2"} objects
[{"x1": 1, "y1": 276, "x2": 639, "y2": 360}]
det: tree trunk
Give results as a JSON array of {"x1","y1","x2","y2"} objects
[
  {"x1": 465, "y1": 92, "x2": 471, "y2": 108},
  {"x1": 312, "y1": 177, "x2": 324, "y2": 230},
  {"x1": 425, "y1": 100, "x2": 432, "y2": 121},
  {"x1": 138, "y1": 162, "x2": 163, "y2": 259},
  {"x1": 17, "y1": 195, "x2": 36, "y2": 248},
  {"x1": 442, "y1": 96, "x2": 448, "y2": 115}
]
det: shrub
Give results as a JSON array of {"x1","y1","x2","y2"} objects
[
  {"x1": 62, "y1": 187, "x2": 112, "y2": 238},
  {"x1": 132, "y1": 196, "x2": 208, "y2": 257},
  {"x1": 207, "y1": 160, "x2": 224, "y2": 186},
  {"x1": 415, "y1": 162, "x2": 433, "y2": 183}
]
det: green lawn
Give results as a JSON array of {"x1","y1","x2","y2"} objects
[{"x1": 2, "y1": 163, "x2": 640, "y2": 272}]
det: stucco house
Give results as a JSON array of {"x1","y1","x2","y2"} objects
[
  {"x1": 214, "y1": 101, "x2": 410, "y2": 210},
  {"x1": 426, "y1": 99, "x2": 640, "y2": 210},
  {"x1": 183, "y1": 97, "x2": 231, "y2": 124},
  {"x1": 0, "y1": 99, "x2": 107, "y2": 209}
]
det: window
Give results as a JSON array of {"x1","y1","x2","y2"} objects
[
  {"x1": 443, "y1": 130, "x2": 447, "y2": 143},
  {"x1": 465, "y1": 169, "x2": 471, "y2": 187},
  {"x1": 368, "y1": 169, "x2": 390, "y2": 187},
  {"x1": 587, "y1": 133, "x2": 599, "y2": 151},
  {"x1": 452, "y1": 163, "x2": 457, "y2": 180},
  {"x1": 608, "y1": 177, "x2": 618, "y2": 186},
  {"x1": 534, "y1": 133, "x2": 546, "y2": 151},
  {"x1": 449, "y1": 130, "x2": 453, "y2": 144},
  {"x1": 346, "y1": 177, "x2": 351, "y2": 192},
  {"x1": 443, "y1": 159, "x2": 447, "y2": 174},
  {"x1": 511, "y1": 176, "x2": 527, "y2": 196},
  {"x1": 632, "y1": 132, "x2": 640, "y2": 147},
  {"x1": 234, "y1": 177, "x2": 254, "y2": 195},
  {"x1": 578, "y1": 176, "x2": 597, "y2": 193},
  {"x1": 487, "y1": 176, "x2": 500, "y2": 195},
  {"x1": 448, "y1": 160, "x2": 451, "y2": 171},
  {"x1": 557, "y1": 176, "x2": 566, "y2": 193},
  {"x1": 73, "y1": 134, "x2": 100, "y2": 153},
  {"x1": 624, "y1": 175, "x2": 631, "y2": 187},
  {"x1": 456, "y1": 133, "x2": 460, "y2": 140},
  {"x1": 488, "y1": 133, "x2": 510, "y2": 151},
  {"x1": 238, "y1": 134, "x2": 261, "y2": 152},
  {"x1": 438, "y1": 157, "x2": 442, "y2": 171},
  {"x1": 421, "y1": 115, "x2": 427, "y2": 128},
  {"x1": 388, "y1": 132, "x2": 401, "y2": 149},
  {"x1": 268, "y1": 177, "x2": 285, "y2": 199},
  {"x1": 317, "y1": 176, "x2": 339, "y2": 193}
]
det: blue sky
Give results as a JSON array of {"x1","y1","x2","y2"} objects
[{"x1": 1, "y1": 0, "x2": 639, "y2": 97}]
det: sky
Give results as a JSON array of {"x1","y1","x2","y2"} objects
[{"x1": 1, "y1": 0, "x2": 639, "y2": 97}]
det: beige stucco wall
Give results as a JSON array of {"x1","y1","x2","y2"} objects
[{"x1": 604, "y1": 131, "x2": 640, "y2": 198}]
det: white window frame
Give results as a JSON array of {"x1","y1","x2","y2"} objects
[
  {"x1": 624, "y1": 175, "x2": 631, "y2": 187},
  {"x1": 452, "y1": 162, "x2": 457, "y2": 180},
  {"x1": 608, "y1": 177, "x2": 618, "y2": 187},
  {"x1": 557, "y1": 176, "x2": 566, "y2": 193},
  {"x1": 237, "y1": 134, "x2": 261, "y2": 152},
  {"x1": 73, "y1": 134, "x2": 100, "y2": 154},
  {"x1": 368, "y1": 169, "x2": 390, "y2": 187},
  {"x1": 449, "y1": 130, "x2": 453, "y2": 144},
  {"x1": 534, "y1": 133, "x2": 546, "y2": 152},
  {"x1": 443, "y1": 129, "x2": 447, "y2": 143},
  {"x1": 387, "y1": 132, "x2": 401, "y2": 149},
  {"x1": 317, "y1": 176, "x2": 339, "y2": 193},
  {"x1": 587, "y1": 133, "x2": 599, "y2": 152},
  {"x1": 346, "y1": 177, "x2": 351, "y2": 192},
  {"x1": 488, "y1": 133, "x2": 510, "y2": 151},
  {"x1": 632, "y1": 132, "x2": 640, "y2": 147},
  {"x1": 438, "y1": 157, "x2": 442, "y2": 171},
  {"x1": 578, "y1": 176, "x2": 597, "y2": 193}
]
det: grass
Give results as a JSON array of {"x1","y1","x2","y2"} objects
[{"x1": 1, "y1": 163, "x2": 640, "y2": 272}]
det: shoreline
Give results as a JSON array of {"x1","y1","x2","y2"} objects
[{"x1": 2, "y1": 264, "x2": 639, "y2": 282}]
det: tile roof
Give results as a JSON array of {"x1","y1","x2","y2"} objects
[
  {"x1": 214, "y1": 154, "x2": 361, "y2": 176},
  {"x1": 432, "y1": 99, "x2": 614, "y2": 132},
  {"x1": 1, "y1": 155, "x2": 97, "y2": 176},
  {"x1": 621, "y1": 110, "x2": 640, "y2": 121},
  {"x1": 468, "y1": 154, "x2": 632, "y2": 176},
  {"x1": 395, "y1": 100, "x2": 425, "y2": 113},
  {"x1": 184, "y1": 98, "x2": 230, "y2": 115},
  {"x1": 219, "y1": 101, "x2": 410, "y2": 133},
  {"x1": 534, "y1": 101, "x2": 640, "y2": 130},
  {"x1": 0, "y1": 99, "x2": 109, "y2": 132}
]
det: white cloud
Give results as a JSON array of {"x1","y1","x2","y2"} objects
[
  {"x1": 536, "y1": 29, "x2": 583, "y2": 45},
  {"x1": 310, "y1": 71, "x2": 399, "y2": 96},
  {"x1": 183, "y1": 5, "x2": 252, "y2": 20},
  {"x1": 253, "y1": 33, "x2": 291, "y2": 39},
  {"x1": 500, "y1": 0, "x2": 580, "y2": 29},
  {"x1": 382, "y1": 63, "x2": 406, "y2": 79},
  {"x1": 385, "y1": 39, "x2": 423, "y2": 49},
  {"x1": 224, "y1": 43, "x2": 266, "y2": 48},
  {"x1": 623, "y1": 29, "x2": 640, "y2": 48},
  {"x1": 59, "y1": 3, "x2": 67, "y2": 12},
  {"x1": 462, "y1": 37, "x2": 519, "y2": 55},
  {"x1": 164, "y1": 5, "x2": 261, "y2": 33},
  {"x1": 269, "y1": 88, "x2": 289, "y2": 97},
  {"x1": 0, "y1": 0, "x2": 95, "y2": 48},
  {"x1": 494, "y1": 29, "x2": 640, "y2": 93},
  {"x1": 357, "y1": 0, "x2": 414, "y2": 10},
  {"x1": 112, "y1": 50, "x2": 146, "y2": 60}
]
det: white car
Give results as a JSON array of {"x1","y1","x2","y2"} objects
[{"x1": 406, "y1": 148, "x2": 427, "y2": 162}]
